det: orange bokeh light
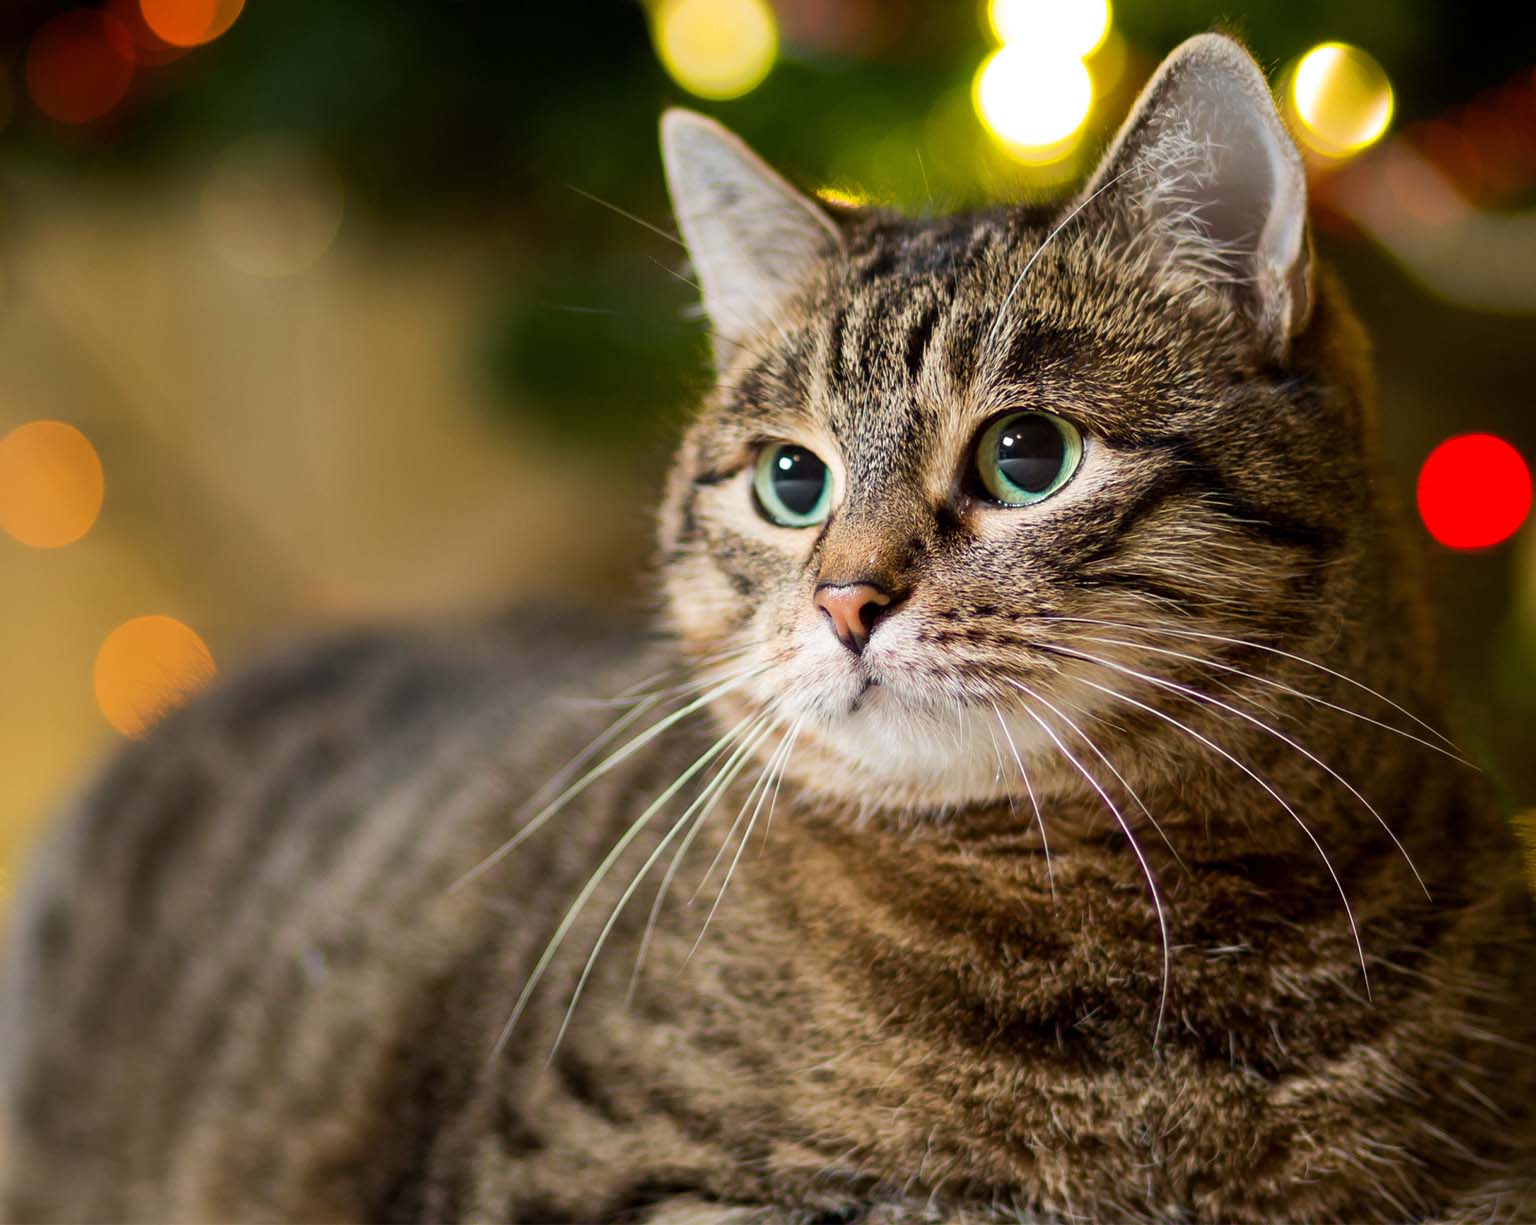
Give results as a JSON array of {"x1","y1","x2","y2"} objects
[
  {"x1": 94, "y1": 616, "x2": 217, "y2": 738},
  {"x1": 0, "y1": 420, "x2": 105, "y2": 549},
  {"x1": 139, "y1": 0, "x2": 244, "y2": 48},
  {"x1": 25, "y1": 10, "x2": 135, "y2": 125}
]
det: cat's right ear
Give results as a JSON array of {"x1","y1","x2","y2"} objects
[
  {"x1": 660, "y1": 109, "x2": 844, "y2": 367},
  {"x1": 1082, "y1": 34, "x2": 1313, "y2": 362}
]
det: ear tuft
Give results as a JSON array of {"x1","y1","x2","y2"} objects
[
  {"x1": 1084, "y1": 34, "x2": 1313, "y2": 360},
  {"x1": 660, "y1": 109, "x2": 843, "y2": 367}
]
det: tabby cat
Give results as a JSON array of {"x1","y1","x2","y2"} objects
[{"x1": 3, "y1": 33, "x2": 1534, "y2": 1224}]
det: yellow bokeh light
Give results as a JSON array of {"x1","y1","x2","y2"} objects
[
  {"x1": 988, "y1": 0, "x2": 1111, "y2": 58},
  {"x1": 0, "y1": 420, "x2": 105, "y2": 549},
  {"x1": 816, "y1": 186, "x2": 872, "y2": 208},
  {"x1": 653, "y1": 0, "x2": 777, "y2": 101},
  {"x1": 1291, "y1": 42, "x2": 1394, "y2": 159},
  {"x1": 974, "y1": 45, "x2": 1093, "y2": 162},
  {"x1": 94, "y1": 615, "x2": 216, "y2": 738}
]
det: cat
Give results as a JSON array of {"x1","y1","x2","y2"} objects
[{"x1": 3, "y1": 32, "x2": 1535, "y2": 1223}]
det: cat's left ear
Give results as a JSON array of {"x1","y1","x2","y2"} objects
[
  {"x1": 1083, "y1": 33, "x2": 1312, "y2": 361},
  {"x1": 661, "y1": 109, "x2": 844, "y2": 367}
]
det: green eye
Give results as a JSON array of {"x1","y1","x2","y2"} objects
[
  {"x1": 975, "y1": 411, "x2": 1083, "y2": 506},
  {"x1": 753, "y1": 443, "x2": 832, "y2": 528}
]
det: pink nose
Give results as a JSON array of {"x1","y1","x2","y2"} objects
[{"x1": 814, "y1": 582, "x2": 892, "y2": 654}]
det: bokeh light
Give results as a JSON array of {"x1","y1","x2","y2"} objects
[
  {"x1": 816, "y1": 185, "x2": 873, "y2": 208},
  {"x1": 988, "y1": 0, "x2": 1111, "y2": 59},
  {"x1": 202, "y1": 137, "x2": 346, "y2": 277},
  {"x1": 974, "y1": 44, "x2": 1093, "y2": 162},
  {"x1": 25, "y1": 9, "x2": 135, "y2": 125},
  {"x1": 0, "y1": 421, "x2": 105, "y2": 549},
  {"x1": 94, "y1": 615, "x2": 216, "y2": 738},
  {"x1": 652, "y1": 0, "x2": 777, "y2": 101},
  {"x1": 1417, "y1": 433, "x2": 1532, "y2": 550},
  {"x1": 1085, "y1": 27, "x2": 1127, "y2": 93},
  {"x1": 138, "y1": 0, "x2": 243, "y2": 48},
  {"x1": 1291, "y1": 42, "x2": 1394, "y2": 159}
]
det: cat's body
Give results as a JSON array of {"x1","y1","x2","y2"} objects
[{"x1": 4, "y1": 35, "x2": 1535, "y2": 1223}]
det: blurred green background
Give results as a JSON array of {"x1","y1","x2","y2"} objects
[{"x1": 1, "y1": 0, "x2": 1534, "y2": 910}]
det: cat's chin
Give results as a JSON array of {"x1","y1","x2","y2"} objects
[
  {"x1": 750, "y1": 667, "x2": 1055, "y2": 812},
  {"x1": 715, "y1": 624, "x2": 1038, "y2": 809}
]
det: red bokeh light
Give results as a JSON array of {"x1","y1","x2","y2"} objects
[
  {"x1": 25, "y1": 10, "x2": 135, "y2": 125},
  {"x1": 1417, "y1": 433, "x2": 1532, "y2": 550}
]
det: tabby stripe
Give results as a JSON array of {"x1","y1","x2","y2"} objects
[
  {"x1": 903, "y1": 301, "x2": 943, "y2": 382},
  {"x1": 1072, "y1": 470, "x2": 1199, "y2": 568},
  {"x1": 1075, "y1": 570, "x2": 1200, "y2": 610},
  {"x1": 1169, "y1": 446, "x2": 1341, "y2": 555},
  {"x1": 825, "y1": 304, "x2": 849, "y2": 391},
  {"x1": 150, "y1": 658, "x2": 474, "y2": 1153}
]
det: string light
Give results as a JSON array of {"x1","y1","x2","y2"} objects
[
  {"x1": 652, "y1": 0, "x2": 777, "y2": 101},
  {"x1": 94, "y1": 615, "x2": 216, "y2": 738},
  {"x1": 0, "y1": 421, "x2": 105, "y2": 549},
  {"x1": 1290, "y1": 42, "x2": 1394, "y2": 159},
  {"x1": 1417, "y1": 434, "x2": 1531, "y2": 550}
]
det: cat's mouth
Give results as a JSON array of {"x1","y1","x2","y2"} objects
[{"x1": 845, "y1": 675, "x2": 879, "y2": 713}]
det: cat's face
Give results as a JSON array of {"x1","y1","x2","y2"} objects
[{"x1": 658, "y1": 36, "x2": 1372, "y2": 811}]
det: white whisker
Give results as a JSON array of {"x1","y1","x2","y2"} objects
[
  {"x1": 1069, "y1": 629, "x2": 1471, "y2": 767},
  {"x1": 1049, "y1": 642, "x2": 1429, "y2": 901},
  {"x1": 991, "y1": 703, "x2": 1054, "y2": 898},
  {"x1": 1017, "y1": 682, "x2": 1184, "y2": 871},
  {"x1": 687, "y1": 717, "x2": 800, "y2": 963},
  {"x1": 625, "y1": 712, "x2": 788, "y2": 1003},
  {"x1": 687, "y1": 712, "x2": 796, "y2": 906},
  {"x1": 1040, "y1": 615, "x2": 1465, "y2": 758},
  {"x1": 494, "y1": 709, "x2": 764, "y2": 1059},
  {"x1": 549, "y1": 711, "x2": 782, "y2": 1056},
  {"x1": 1067, "y1": 671, "x2": 1372, "y2": 1000},
  {"x1": 756, "y1": 717, "x2": 802, "y2": 852},
  {"x1": 1010, "y1": 680, "x2": 1170, "y2": 1043},
  {"x1": 453, "y1": 664, "x2": 768, "y2": 893},
  {"x1": 568, "y1": 183, "x2": 685, "y2": 247},
  {"x1": 984, "y1": 166, "x2": 1136, "y2": 354}
]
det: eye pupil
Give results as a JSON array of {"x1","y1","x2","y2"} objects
[
  {"x1": 755, "y1": 443, "x2": 832, "y2": 526},
  {"x1": 974, "y1": 411, "x2": 1082, "y2": 506},
  {"x1": 768, "y1": 447, "x2": 827, "y2": 516},
  {"x1": 995, "y1": 416, "x2": 1067, "y2": 494}
]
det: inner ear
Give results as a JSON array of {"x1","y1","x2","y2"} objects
[
  {"x1": 1082, "y1": 33, "x2": 1313, "y2": 361},
  {"x1": 660, "y1": 109, "x2": 844, "y2": 369}
]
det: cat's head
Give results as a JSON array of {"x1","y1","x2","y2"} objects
[{"x1": 656, "y1": 34, "x2": 1384, "y2": 813}]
